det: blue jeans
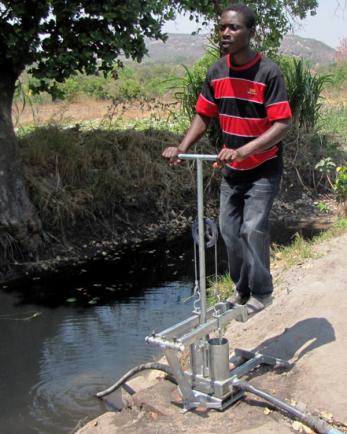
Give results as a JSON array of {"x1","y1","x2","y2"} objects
[{"x1": 219, "y1": 175, "x2": 280, "y2": 297}]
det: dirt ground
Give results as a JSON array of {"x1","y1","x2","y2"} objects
[
  {"x1": 75, "y1": 230, "x2": 347, "y2": 434},
  {"x1": 13, "y1": 97, "x2": 175, "y2": 126}
]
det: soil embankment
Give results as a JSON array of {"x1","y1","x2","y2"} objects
[
  {"x1": 4, "y1": 96, "x2": 340, "y2": 286},
  {"x1": 76, "y1": 231, "x2": 347, "y2": 434},
  {"x1": 4, "y1": 117, "x2": 336, "y2": 286}
]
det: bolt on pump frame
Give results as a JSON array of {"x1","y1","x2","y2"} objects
[{"x1": 146, "y1": 154, "x2": 291, "y2": 412}]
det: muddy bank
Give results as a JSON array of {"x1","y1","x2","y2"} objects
[
  {"x1": 0, "y1": 188, "x2": 336, "y2": 288},
  {"x1": 5, "y1": 119, "x2": 342, "y2": 287}
]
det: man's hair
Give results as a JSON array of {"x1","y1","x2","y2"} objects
[{"x1": 221, "y1": 4, "x2": 256, "y2": 29}]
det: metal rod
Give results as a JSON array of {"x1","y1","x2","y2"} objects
[
  {"x1": 197, "y1": 159, "x2": 206, "y2": 324},
  {"x1": 156, "y1": 306, "x2": 216, "y2": 340},
  {"x1": 178, "y1": 153, "x2": 218, "y2": 161},
  {"x1": 145, "y1": 336, "x2": 185, "y2": 352}
]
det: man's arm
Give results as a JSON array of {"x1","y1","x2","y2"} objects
[
  {"x1": 218, "y1": 119, "x2": 290, "y2": 162},
  {"x1": 162, "y1": 113, "x2": 210, "y2": 164}
]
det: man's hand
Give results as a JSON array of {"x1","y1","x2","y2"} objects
[
  {"x1": 217, "y1": 147, "x2": 245, "y2": 163},
  {"x1": 162, "y1": 146, "x2": 183, "y2": 165}
]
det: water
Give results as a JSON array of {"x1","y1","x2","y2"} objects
[
  {"x1": 0, "y1": 235, "x2": 222, "y2": 434},
  {"x1": 0, "y1": 222, "x2": 323, "y2": 434},
  {"x1": 0, "y1": 283, "x2": 196, "y2": 434}
]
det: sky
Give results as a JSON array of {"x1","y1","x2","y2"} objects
[{"x1": 162, "y1": 0, "x2": 346, "y2": 48}]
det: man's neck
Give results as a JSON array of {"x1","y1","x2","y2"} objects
[{"x1": 230, "y1": 49, "x2": 256, "y2": 67}]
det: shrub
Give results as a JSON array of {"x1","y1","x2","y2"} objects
[
  {"x1": 334, "y1": 165, "x2": 347, "y2": 205},
  {"x1": 318, "y1": 61, "x2": 347, "y2": 90},
  {"x1": 15, "y1": 63, "x2": 184, "y2": 105},
  {"x1": 280, "y1": 57, "x2": 331, "y2": 132}
]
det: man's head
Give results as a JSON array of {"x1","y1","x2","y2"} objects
[{"x1": 219, "y1": 4, "x2": 256, "y2": 57}]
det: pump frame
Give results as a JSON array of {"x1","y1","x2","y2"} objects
[{"x1": 146, "y1": 154, "x2": 291, "y2": 411}]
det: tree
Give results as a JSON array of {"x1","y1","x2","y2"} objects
[
  {"x1": 0, "y1": 1, "x2": 178, "y2": 260},
  {"x1": 0, "y1": 0, "x2": 318, "y2": 260},
  {"x1": 174, "y1": 1, "x2": 319, "y2": 54}
]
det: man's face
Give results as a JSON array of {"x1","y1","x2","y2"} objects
[{"x1": 219, "y1": 10, "x2": 254, "y2": 56}]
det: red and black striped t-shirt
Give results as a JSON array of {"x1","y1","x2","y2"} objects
[{"x1": 196, "y1": 53, "x2": 292, "y2": 177}]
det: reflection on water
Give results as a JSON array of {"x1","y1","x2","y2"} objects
[{"x1": 0, "y1": 281, "x2": 194, "y2": 434}]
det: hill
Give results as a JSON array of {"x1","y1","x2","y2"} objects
[
  {"x1": 279, "y1": 34, "x2": 336, "y2": 64},
  {"x1": 145, "y1": 33, "x2": 208, "y2": 64},
  {"x1": 144, "y1": 33, "x2": 336, "y2": 65}
]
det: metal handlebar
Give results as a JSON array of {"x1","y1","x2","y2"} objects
[{"x1": 178, "y1": 153, "x2": 218, "y2": 161}]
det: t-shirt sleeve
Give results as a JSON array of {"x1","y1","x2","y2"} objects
[
  {"x1": 265, "y1": 73, "x2": 292, "y2": 122},
  {"x1": 195, "y1": 75, "x2": 219, "y2": 118}
]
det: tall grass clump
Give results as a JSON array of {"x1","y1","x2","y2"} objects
[
  {"x1": 174, "y1": 48, "x2": 222, "y2": 148},
  {"x1": 279, "y1": 57, "x2": 346, "y2": 191},
  {"x1": 18, "y1": 125, "x2": 217, "y2": 239},
  {"x1": 280, "y1": 57, "x2": 330, "y2": 132},
  {"x1": 175, "y1": 48, "x2": 219, "y2": 121}
]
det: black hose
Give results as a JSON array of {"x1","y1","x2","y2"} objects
[
  {"x1": 96, "y1": 362, "x2": 174, "y2": 399},
  {"x1": 96, "y1": 364, "x2": 344, "y2": 434},
  {"x1": 233, "y1": 379, "x2": 344, "y2": 434}
]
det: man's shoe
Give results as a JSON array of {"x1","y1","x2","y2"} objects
[
  {"x1": 226, "y1": 291, "x2": 250, "y2": 307},
  {"x1": 245, "y1": 294, "x2": 273, "y2": 317}
]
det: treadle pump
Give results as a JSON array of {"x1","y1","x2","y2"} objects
[
  {"x1": 97, "y1": 153, "x2": 344, "y2": 433},
  {"x1": 145, "y1": 153, "x2": 290, "y2": 412}
]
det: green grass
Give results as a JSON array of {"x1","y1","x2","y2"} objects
[
  {"x1": 16, "y1": 63, "x2": 184, "y2": 105},
  {"x1": 273, "y1": 232, "x2": 317, "y2": 270},
  {"x1": 317, "y1": 61, "x2": 347, "y2": 90},
  {"x1": 207, "y1": 274, "x2": 235, "y2": 305},
  {"x1": 319, "y1": 105, "x2": 347, "y2": 144},
  {"x1": 274, "y1": 217, "x2": 347, "y2": 271}
]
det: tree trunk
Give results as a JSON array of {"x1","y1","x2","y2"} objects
[{"x1": 0, "y1": 69, "x2": 42, "y2": 268}]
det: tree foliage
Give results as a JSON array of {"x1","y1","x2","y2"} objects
[
  {"x1": 0, "y1": 0, "x2": 319, "y2": 96},
  {"x1": 174, "y1": 0, "x2": 319, "y2": 55},
  {"x1": 0, "y1": 1, "x2": 178, "y2": 96}
]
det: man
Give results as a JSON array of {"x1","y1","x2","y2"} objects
[{"x1": 162, "y1": 4, "x2": 292, "y2": 315}]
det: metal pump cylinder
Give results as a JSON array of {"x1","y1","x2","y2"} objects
[{"x1": 208, "y1": 337, "x2": 230, "y2": 381}]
